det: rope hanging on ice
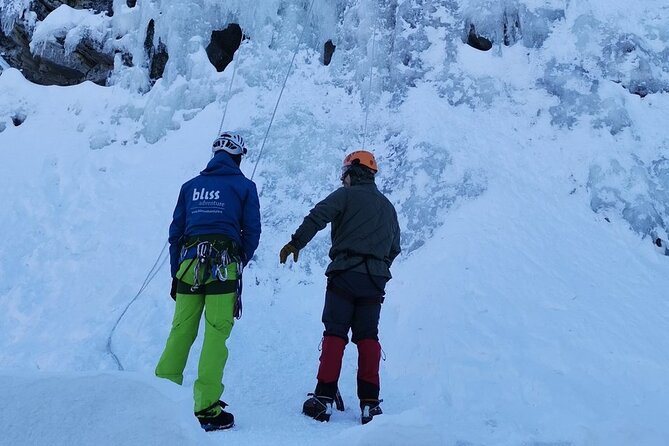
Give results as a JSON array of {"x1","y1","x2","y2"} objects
[
  {"x1": 250, "y1": 0, "x2": 317, "y2": 180},
  {"x1": 217, "y1": 32, "x2": 245, "y2": 137},
  {"x1": 362, "y1": 27, "x2": 377, "y2": 150}
]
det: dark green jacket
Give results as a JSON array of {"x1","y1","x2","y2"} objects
[{"x1": 291, "y1": 179, "x2": 401, "y2": 278}]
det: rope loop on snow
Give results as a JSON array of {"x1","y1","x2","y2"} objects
[{"x1": 106, "y1": 241, "x2": 169, "y2": 370}]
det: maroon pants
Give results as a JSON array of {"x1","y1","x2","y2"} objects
[{"x1": 314, "y1": 272, "x2": 386, "y2": 401}]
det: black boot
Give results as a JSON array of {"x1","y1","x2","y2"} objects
[
  {"x1": 314, "y1": 382, "x2": 346, "y2": 412},
  {"x1": 195, "y1": 400, "x2": 235, "y2": 431},
  {"x1": 302, "y1": 393, "x2": 334, "y2": 422},
  {"x1": 360, "y1": 399, "x2": 382, "y2": 425}
]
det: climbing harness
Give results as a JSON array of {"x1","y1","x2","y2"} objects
[
  {"x1": 182, "y1": 239, "x2": 240, "y2": 290},
  {"x1": 177, "y1": 238, "x2": 245, "y2": 319}
]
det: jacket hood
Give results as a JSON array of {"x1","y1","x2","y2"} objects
[
  {"x1": 349, "y1": 176, "x2": 376, "y2": 186},
  {"x1": 201, "y1": 152, "x2": 243, "y2": 176}
]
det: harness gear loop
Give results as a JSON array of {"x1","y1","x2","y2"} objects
[{"x1": 177, "y1": 237, "x2": 245, "y2": 320}]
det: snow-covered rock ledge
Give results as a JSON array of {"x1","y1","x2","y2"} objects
[{"x1": 0, "y1": 371, "x2": 211, "y2": 446}]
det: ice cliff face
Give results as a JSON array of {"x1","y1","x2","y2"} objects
[{"x1": 2, "y1": 0, "x2": 669, "y2": 245}]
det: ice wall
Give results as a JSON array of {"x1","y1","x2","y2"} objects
[{"x1": 3, "y1": 0, "x2": 669, "y2": 248}]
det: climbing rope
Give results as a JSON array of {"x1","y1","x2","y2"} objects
[
  {"x1": 107, "y1": 241, "x2": 169, "y2": 370},
  {"x1": 362, "y1": 27, "x2": 377, "y2": 150},
  {"x1": 250, "y1": 0, "x2": 316, "y2": 180},
  {"x1": 217, "y1": 31, "x2": 245, "y2": 137}
]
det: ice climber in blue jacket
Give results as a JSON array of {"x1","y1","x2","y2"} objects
[{"x1": 155, "y1": 131, "x2": 261, "y2": 431}]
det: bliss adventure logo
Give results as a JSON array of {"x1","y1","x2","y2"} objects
[{"x1": 192, "y1": 188, "x2": 221, "y2": 200}]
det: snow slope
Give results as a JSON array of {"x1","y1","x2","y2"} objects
[{"x1": 1, "y1": 1, "x2": 669, "y2": 445}]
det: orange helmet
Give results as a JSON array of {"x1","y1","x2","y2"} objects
[{"x1": 342, "y1": 150, "x2": 378, "y2": 174}]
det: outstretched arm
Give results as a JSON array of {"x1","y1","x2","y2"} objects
[{"x1": 290, "y1": 187, "x2": 347, "y2": 250}]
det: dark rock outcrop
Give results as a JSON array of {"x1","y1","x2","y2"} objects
[
  {"x1": 0, "y1": 0, "x2": 114, "y2": 86},
  {"x1": 466, "y1": 25, "x2": 492, "y2": 51},
  {"x1": 205, "y1": 24, "x2": 242, "y2": 73},
  {"x1": 323, "y1": 39, "x2": 335, "y2": 65},
  {"x1": 144, "y1": 19, "x2": 168, "y2": 83}
]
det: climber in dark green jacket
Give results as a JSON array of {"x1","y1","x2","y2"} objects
[{"x1": 280, "y1": 150, "x2": 401, "y2": 425}]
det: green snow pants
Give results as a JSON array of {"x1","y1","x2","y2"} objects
[{"x1": 155, "y1": 259, "x2": 236, "y2": 413}]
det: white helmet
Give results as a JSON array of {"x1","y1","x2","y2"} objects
[{"x1": 212, "y1": 132, "x2": 248, "y2": 156}]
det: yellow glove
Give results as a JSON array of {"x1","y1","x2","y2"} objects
[{"x1": 279, "y1": 243, "x2": 299, "y2": 264}]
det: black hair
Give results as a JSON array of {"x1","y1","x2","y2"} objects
[{"x1": 346, "y1": 164, "x2": 375, "y2": 184}]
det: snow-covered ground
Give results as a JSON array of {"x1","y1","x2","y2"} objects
[{"x1": 1, "y1": 1, "x2": 668, "y2": 445}]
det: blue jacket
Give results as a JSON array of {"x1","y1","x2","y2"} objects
[{"x1": 168, "y1": 152, "x2": 261, "y2": 277}]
